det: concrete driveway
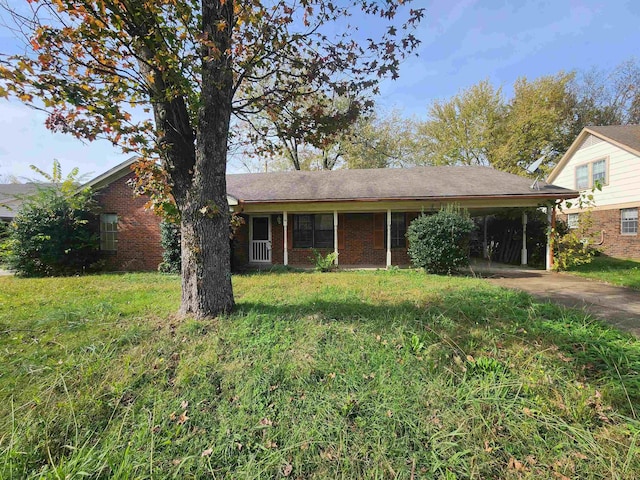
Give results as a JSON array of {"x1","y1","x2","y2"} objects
[{"x1": 471, "y1": 263, "x2": 640, "y2": 337}]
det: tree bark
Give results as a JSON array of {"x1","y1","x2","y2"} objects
[{"x1": 177, "y1": 0, "x2": 235, "y2": 317}]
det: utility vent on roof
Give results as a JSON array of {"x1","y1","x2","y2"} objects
[{"x1": 577, "y1": 134, "x2": 604, "y2": 151}]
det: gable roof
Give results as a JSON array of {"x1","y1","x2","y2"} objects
[
  {"x1": 82, "y1": 156, "x2": 139, "y2": 190},
  {"x1": 547, "y1": 125, "x2": 640, "y2": 183},
  {"x1": 227, "y1": 165, "x2": 576, "y2": 204}
]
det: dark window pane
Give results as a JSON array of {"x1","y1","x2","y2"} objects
[
  {"x1": 293, "y1": 214, "x2": 334, "y2": 248},
  {"x1": 314, "y1": 214, "x2": 333, "y2": 248},
  {"x1": 314, "y1": 229, "x2": 333, "y2": 248},
  {"x1": 252, "y1": 217, "x2": 269, "y2": 241},
  {"x1": 293, "y1": 215, "x2": 313, "y2": 248},
  {"x1": 391, "y1": 213, "x2": 406, "y2": 248}
]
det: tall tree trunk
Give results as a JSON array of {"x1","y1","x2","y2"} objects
[{"x1": 178, "y1": 0, "x2": 235, "y2": 317}]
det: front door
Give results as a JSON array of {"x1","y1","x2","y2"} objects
[{"x1": 250, "y1": 216, "x2": 271, "y2": 263}]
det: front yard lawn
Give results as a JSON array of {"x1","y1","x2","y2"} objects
[
  {"x1": 566, "y1": 256, "x2": 640, "y2": 290},
  {"x1": 1, "y1": 271, "x2": 639, "y2": 479}
]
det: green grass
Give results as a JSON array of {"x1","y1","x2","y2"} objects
[
  {"x1": 1, "y1": 271, "x2": 639, "y2": 479},
  {"x1": 567, "y1": 256, "x2": 640, "y2": 290}
]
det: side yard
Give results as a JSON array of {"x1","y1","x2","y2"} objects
[
  {"x1": 566, "y1": 256, "x2": 640, "y2": 290},
  {"x1": 1, "y1": 271, "x2": 639, "y2": 479}
]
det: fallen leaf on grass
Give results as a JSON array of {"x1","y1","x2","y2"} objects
[
  {"x1": 201, "y1": 448, "x2": 213, "y2": 457},
  {"x1": 177, "y1": 411, "x2": 189, "y2": 425},
  {"x1": 508, "y1": 457, "x2": 527, "y2": 472},
  {"x1": 283, "y1": 463, "x2": 293, "y2": 477}
]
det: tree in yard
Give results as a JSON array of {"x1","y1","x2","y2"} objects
[
  {"x1": 239, "y1": 106, "x2": 424, "y2": 172},
  {"x1": 418, "y1": 80, "x2": 504, "y2": 167},
  {"x1": 341, "y1": 109, "x2": 425, "y2": 169},
  {"x1": 491, "y1": 72, "x2": 576, "y2": 175},
  {"x1": 570, "y1": 58, "x2": 640, "y2": 134},
  {"x1": 0, "y1": 0, "x2": 424, "y2": 317},
  {"x1": 238, "y1": 90, "x2": 366, "y2": 171}
]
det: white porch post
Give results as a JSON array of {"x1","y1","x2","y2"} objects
[
  {"x1": 521, "y1": 212, "x2": 528, "y2": 266},
  {"x1": 386, "y1": 209, "x2": 392, "y2": 268},
  {"x1": 283, "y1": 211, "x2": 288, "y2": 266},
  {"x1": 333, "y1": 210, "x2": 339, "y2": 266}
]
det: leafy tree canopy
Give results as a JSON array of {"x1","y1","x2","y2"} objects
[{"x1": 0, "y1": 0, "x2": 424, "y2": 317}]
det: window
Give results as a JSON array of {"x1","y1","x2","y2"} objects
[
  {"x1": 388, "y1": 213, "x2": 407, "y2": 248},
  {"x1": 621, "y1": 208, "x2": 638, "y2": 235},
  {"x1": 293, "y1": 214, "x2": 334, "y2": 248},
  {"x1": 575, "y1": 164, "x2": 589, "y2": 189},
  {"x1": 567, "y1": 213, "x2": 579, "y2": 229},
  {"x1": 592, "y1": 159, "x2": 606, "y2": 186},
  {"x1": 100, "y1": 214, "x2": 118, "y2": 251},
  {"x1": 575, "y1": 158, "x2": 608, "y2": 189}
]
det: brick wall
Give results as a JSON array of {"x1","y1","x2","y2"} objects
[
  {"x1": 232, "y1": 215, "x2": 249, "y2": 269},
  {"x1": 95, "y1": 172, "x2": 163, "y2": 271},
  {"x1": 233, "y1": 212, "x2": 417, "y2": 268},
  {"x1": 560, "y1": 205, "x2": 640, "y2": 259}
]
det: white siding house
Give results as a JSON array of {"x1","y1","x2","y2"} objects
[{"x1": 547, "y1": 125, "x2": 640, "y2": 258}]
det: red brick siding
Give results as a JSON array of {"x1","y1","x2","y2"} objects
[
  {"x1": 232, "y1": 212, "x2": 418, "y2": 268},
  {"x1": 95, "y1": 172, "x2": 162, "y2": 271},
  {"x1": 231, "y1": 215, "x2": 249, "y2": 269},
  {"x1": 560, "y1": 205, "x2": 640, "y2": 259},
  {"x1": 271, "y1": 214, "x2": 284, "y2": 264}
]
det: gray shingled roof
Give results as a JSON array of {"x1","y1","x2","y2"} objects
[
  {"x1": 587, "y1": 125, "x2": 640, "y2": 155},
  {"x1": 0, "y1": 183, "x2": 55, "y2": 219},
  {"x1": 227, "y1": 166, "x2": 576, "y2": 203}
]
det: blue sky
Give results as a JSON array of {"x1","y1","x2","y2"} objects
[{"x1": 0, "y1": 0, "x2": 639, "y2": 181}]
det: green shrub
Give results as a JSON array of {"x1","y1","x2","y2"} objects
[
  {"x1": 158, "y1": 221, "x2": 181, "y2": 273},
  {"x1": 7, "y1": 186, "x2": 98, "y2": 276},
  {"x1": 310, "y1": 249, "x2": 337, "y2": 272},
  {"x1": 0, "y1": 221, "x2": 9, "y2": 266},
  {"x1": 552, "y1": 213, "x2": 598, "y2": 271},
  {"x1": 407, "y1": 206, "x2": 475, "y2": 274}
]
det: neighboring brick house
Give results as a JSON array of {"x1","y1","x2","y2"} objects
[
  {"x1": 0, "y1": 183, "x2": 54, "y2": 222},
  {"x1": 547, "y1": 125, "x2": 640, "y2": 259},
  {"x1": 86, "y1": 160, "x2": 577, "y2": 271}
]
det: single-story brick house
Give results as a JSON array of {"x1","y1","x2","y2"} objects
[
  {"x1": 0, "y1": 183, "x2": 54, "y2": 222},
  {"x1": 547, "y1": 125, "x2": 640, "y2": 259},
  {"x1": 83, "y1": 158, "x2": 577, "y2": 271}
]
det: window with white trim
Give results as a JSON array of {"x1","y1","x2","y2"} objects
[
  {"x1": 100, "y1": 214, "x2": 118, "y2": 251},
  {"x1": 567, "y1": 213, "x2": 579, "y2": 229},
  {"x1": 575, "y1": 158, "x2": 608, "y2": 190},
  {"x1": 621, "y1": 208, "x2": 638, "y2": 235}
]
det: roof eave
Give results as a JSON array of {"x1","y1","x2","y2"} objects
[
  {"x1": 80, "y1": 156, "x2": 139, "y2": 191},
  {"x1": 235, "y1": 192, "x2": 579, "y2": 205},
  {"x1": 547, "y1": 126, "x2": 640, "y2": 183}
]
